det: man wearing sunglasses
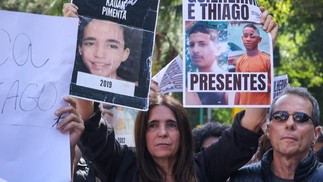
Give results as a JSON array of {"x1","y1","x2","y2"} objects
[
  {"x1": 234, "y1": 23, "x2": 271, "y2": 106},
  {"x1": 230, "y1": 86, "x2": 323, "y2": 181}
]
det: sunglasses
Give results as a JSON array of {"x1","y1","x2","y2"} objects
[{"x1": 270, "y1": 111, "x2": 314, "y2": 124}]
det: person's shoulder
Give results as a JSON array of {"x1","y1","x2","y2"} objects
[
  {"x1": 259, "y1": 51, "x2": 270, "y2": 58},
  {"x1": 230, "y1": 162, "x2": 262, "y2": 181},
  {"x1": 236, "y1": 53, "x2": 247, "y2": 64},
  {"x1": 315, "y1": 162, "x2": 323, "y2": 172},
  {"x1": 307, "y1": 162, "x2": 323, "y2": 181}
]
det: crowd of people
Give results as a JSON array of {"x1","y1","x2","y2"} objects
[
  {"x1": 2, "y1": 2, "x2": 322, "y2": 182},
  {"x1": 58, "y1": 2, "x2": 323, "y2": 182}
]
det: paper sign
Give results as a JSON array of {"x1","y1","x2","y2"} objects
[
  {"x1": 70, "y1": 0, "x2": 160, "y2": 111},
  {"x1": 101, "y1": 105, "x2": 138, "y2": 147},
  {"x1": 0, "y1": 10, "x2": 78, "y2": 181},
  {"x1": 152, "y1": 55, "x2": 183, "y2": 94},
  {"x1": 273, "y1": 74, "x2": 289, "y2": 99},
  {"x1": 183, "y1": 1, "x2": 273, "y2": 108}
]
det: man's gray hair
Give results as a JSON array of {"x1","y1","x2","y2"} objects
[{"x1": 269, "y1": 86, "x2": 320, "y2": 126}]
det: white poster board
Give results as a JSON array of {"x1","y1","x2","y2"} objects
[
  {"x1": 183, "y1": 2, "x2": 273, "y2": 108},
  {"x1": 0, "y1": 10, "x2": 78, "y2": 182},
  {"x1": 273, "y1": 74, "x2": 289, "y2": 99}
]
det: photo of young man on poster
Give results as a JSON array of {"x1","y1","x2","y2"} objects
[
  {"x1": 184, "y1": 21, "x2": 230, "y2": 106},
  {"x1": 73, "y1": 16, "x2": 142, "y2": 83},
  {"x1": 77, "y1": 17, "x2": 132, "y2": 81},
  {"x1": 69, "y1": 0, "x2": 159, "y2": 110},
  {"x1": 229, "y1": 22, "x2": 272, "y2": 106}
]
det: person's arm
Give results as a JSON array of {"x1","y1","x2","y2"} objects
[
  {"x1": 76, "y1": 81, "x2": 164, "y2": 180},
  {"x1": 240, "y1": 108, "x2": 267, "y2": 132},
  {"x1": 196, "y1": 109, "x2": 265, "y2": 182},
  {"x1": 260, "y1": 6, "x2": 278, "y2": 45},
  {"x1": 75, "y1": 98, "x2": 95, "y2": 121},
  {"x1": 77, "y1": 103, "x2": 125, "y2": 181}
]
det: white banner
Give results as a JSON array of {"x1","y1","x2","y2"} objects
[{"x1": 0, "y1": 10, "x2": 78, "y2": 182}]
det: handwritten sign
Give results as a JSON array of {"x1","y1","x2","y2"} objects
[{"x1": 0, "y1": 10, "x2": 78, "y2": 181}]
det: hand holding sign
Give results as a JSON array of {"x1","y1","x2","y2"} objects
[{"x1": 55, "y1": 97, "x2": 85, "y2": 148}]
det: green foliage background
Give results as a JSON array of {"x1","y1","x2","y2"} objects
[{"x1": 1, "y1": 0, "x2": 322, "y2": 127}]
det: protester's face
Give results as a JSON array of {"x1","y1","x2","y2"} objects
[
  {"x1": 242, "y1": 27, "x2": 261, "y2": 51},
  {"x1": 79, "y1": 19, "x2": 130, "y2": 78},
  {"x1": 189, "y1": 32, "x2": 218, "y2": 70},
  {"x1": 267, "y1": 94, "x2": 320, "y2": 158},
  {"x1": 146, "y1": 105, "x2": 180, "y2": 162}
]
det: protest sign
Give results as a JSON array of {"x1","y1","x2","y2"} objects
[
  {"x1": 0, "y1": 10, "x2": 78, "y2": 181},
  {"x1": 101, "y1": 104, "x2": 137, "y2": 147},
  {"x1": 152, "y1": 55, "x2": 183, "y2": 94},
  {"x1": 70, "y1": 0, "x2": 160, "y2": 111},
  {"x1": 273, "y1": 74, "x2": 289, "y2": 99},
  {"x1": 183, "y1": 1, "x2": 273, "y2": 108}
]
